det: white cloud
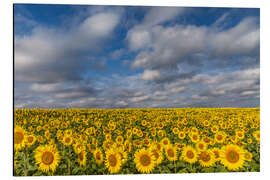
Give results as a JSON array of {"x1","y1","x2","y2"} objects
[
  {"x1": 129, "y1": 17, "x2": 259, "y2": 69},
  {"x1": 140, "y1": 69, "x2": 160, "y2": 80},
  {"x1": 15, "y1": 11, "x2": 121, "y2": 83},
  {"x1": 143, "y1": 7, "x2": 185, "y2": 26},
  {"x1": 79, "y1": 13, "x2": 120, "y2": 38},
  {"x1": 129, "y1": 95, "x2": 149, "y2": 103}
]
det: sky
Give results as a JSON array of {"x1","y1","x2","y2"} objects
[{"x1": 14, "y1": 4, "x2": 260, "y2": 108}]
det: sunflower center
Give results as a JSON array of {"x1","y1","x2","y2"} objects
[
  {"x1": 226, "y1": 150, "x2": 239, "y2": 163},
  {"x1": 140, "y1": 154, "x2": 151, "y2": 166},
  {"x1": 187, "y1": 150, "x2": 194, "y2": 159},
  {"x1": 65, "y1": 137, "x2": 71, "y2": 143},
  {"x1": 193, "y1": 135, "x2": 198, "y2": 140},
  {"x1": 167, "y1": 148, "x2": 175, "y2": 157},
  {"x1": 42, "y1": 151, "x2": 54, "y2": 165},
  {"x1": 108, "y1": 154, "x2": 117, "y2": 167},
  {"x1": 14, "y1": 132, "x2": 24, "y2": 144},
  {"x1": 217, "y1": 135, "x2": 223, "y2": 141},
  {"x1": 163, "y1": 140, "x2": 168, "y2": 145},
  {"x1": 200, "y1": 152, "x2": 211, "y2": 162},
  {"x1": 198, "y1": 143, "x2": 204, "y2": 149},
  {"x1": 28, "y1": 136, "x2": 34, "y2": 143}
]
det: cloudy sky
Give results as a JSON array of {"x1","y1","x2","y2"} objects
[{"x1": 14, "y1": 4, "x2": 260, "y2": 108}]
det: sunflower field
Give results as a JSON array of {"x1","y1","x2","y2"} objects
[{"x1": 14, "y1": 108, "x2": 260, "y2": 176}]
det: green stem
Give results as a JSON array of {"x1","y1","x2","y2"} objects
[
  {"x1": 68, "y1": 146, "x2": 71, "y2": 175},
  {"x1": 23, "y1": 148, "x2": 28, "y2": 176},
  {"x1": 174, "y1": 160, "x2": 176, "y2": 173}
]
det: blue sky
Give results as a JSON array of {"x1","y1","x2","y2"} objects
[{"x1": 14, "y1": 4, "x2": 260, "y2": 108}]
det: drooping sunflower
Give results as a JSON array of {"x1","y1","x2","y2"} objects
[
  {"x1": 243, "y1": 150, "x2": 253, "y2": 162},
  {"x1": 134, "y1": 148, "x2": 156, "y2": 174},
  {"x1": 124, "y1": 140, "x2": 132, "y2": 153},
  {"x1": 181, "y1": 146, "x2": 198, "y2": 164},
  {"x1": 211, "y1": 147, "x2": 221, "y2": 162},
  {"x1": 73, "y1": 142, "x2": 86, "y2": 154},
  {"x1": 34, "y1": 144, "x2": 60, "y2": 173},
  {"x1": 150, "y1": 147, "x2": 163, "y2": 165},
  {"x1": 198, "y1": 150, "x2": 215, "y2": 167},
  {"x1": 78, "y1": 150, "x2": 87, "y2": 167},
  {"x1": 14, "y1": 126, "x2": 26, "y2": 151},
  {"x1": 105, "y1": 148, "x2": 122, "y2": 174},
  {"x1": 94, "y1": 148, "x2": 104, "y2": 165},
  {"x1": 165, "y1": 145, "x2": 178, "y2": 162},
  {"x1": 116, "y1": 146, "x2": 128, "y2": 164},
  {"x1": 220, "y1": 144, "x2": 245, "y2": 171}
]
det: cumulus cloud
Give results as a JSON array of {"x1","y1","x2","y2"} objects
[
  {"x1": 130, "y1": 17, "x2": 259, "y2": 70},
  {"x1": 15, "y1": 11, "x2": 121, "y2": 83}
]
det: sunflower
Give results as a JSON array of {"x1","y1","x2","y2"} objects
[
  {"x1": 62, "y1": 135, "x2": 73, "y2": 146},
  {"x1": 175, "y1": 142, "x2": 186, "y2": 151},
  {"x1": 211, "y1": 125, "x2": 219, "y2": 134},
  {"x1": 93, "y1": 148, "x2": 104, "y2": 165},
  {"x1": 165, "y1": 145, "x2": 178, "y2": 162},
  {"x1": 134, "y1": 148, "x2": 156, "y2": 174},
  {"x1": 116, "y1": 135, "x2": 124, "y2": 144},
  {"x1": 247, "y1": 138, "x2": 252, "y2": 144},
  {"x1": 25, "y1": 134, "x2": 36, "y2": 147},
  {"x1": 78, "y1": 150, "x2": 87, "y2": 167},
  {"x1": 178, "y1": 131, "x2": 186, "y2": 140},
  {"x1": 189, "y1": 133, "x2": 200, "y2": 143},
  {"x1": 215, "y1": 131, "x2": 225, "y2": 144},
  {"x1": 172, "y1": 127, "x2": 179, "y2": 135},
  {"x1": 253, "y1": 130, "x2": 260, "y2": 144},
  {"x1": 64, "y1": 129, "x2": 73, "y2": 136},
  {"x1": 198, "y1": 150, "x2": 215, "y2": 167},
  {"x1": 105, "y1": 148, "x2": 122, "y2": 174},
  {"x1": 196, "y1": 141, "x2": 208, "y2": 152},
  {"x1": 161, "y1": 137, "x2": 171, "y2": 148},
  {"x1": 243, "y1": 150, "x2": 253, "y2": 162},
  {"x1": 34, "y1": 144, "x2": 60, "y2": 173},
  {"x1": 181, "y1": 146, "x2": 197, "y2": 164},
  {"x1": 14, "y1": 126, "x2": 26, "y2": 151},
  {"x1": 133, "y1": 139, "x2": 142, "y2": 148},
  {"x1": 141, "y1": 120, "x2": 147, "y2": 126},
  {"x1": 142, "y1": 138, "x2": 152, "y2": 147},
  {"x1": 220, "y1": 144, "x2": 245, "y2": 171},
  {"x1": 235, "y1": 130, "x2": 245, "y2": 140}
]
